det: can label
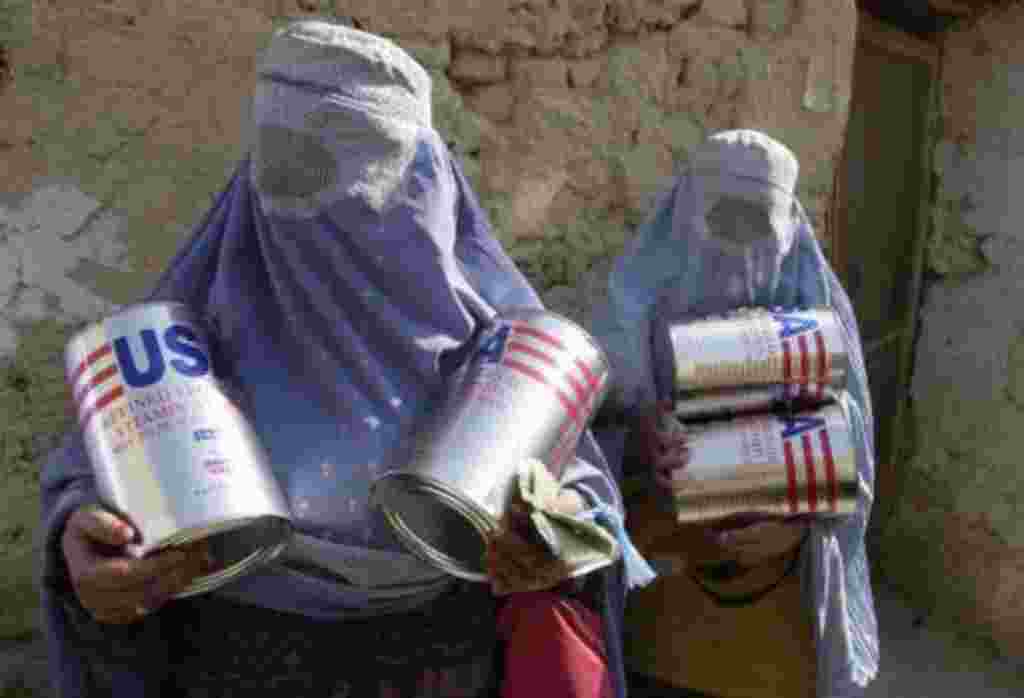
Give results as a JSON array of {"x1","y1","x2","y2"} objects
[
  {"x1": 461, "y1": 324, "x2": 518, "y2": 411},
  {"x1": 668, "y1": 403, "x2": 856, "y2": 519},
  {"x1": 507, "y1": 319, "x2": 603, "y2": 467},
  {"x1": 74, "y1": 324, "x2": 208, "y2": 424},
  {"x1": 465, "y1": 318, "x2": 602, "y2": 470},
  {"x1": 72, "y1": 325, "x2": 239, "y2": 500},
  {"x1": 668, "y1": 308, "x2": 845, "y2": 397}
]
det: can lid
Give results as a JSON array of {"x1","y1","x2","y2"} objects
[{"x1": 371, "y1": 473, "x2": 495, "y2": 581}]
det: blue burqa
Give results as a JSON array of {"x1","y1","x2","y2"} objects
[
  {"x1": 39, "y1": 20, "x2": 626, "y2": 698},
  {"x1": 589, "y1": 130, "x2": 879, "y2": 698}
]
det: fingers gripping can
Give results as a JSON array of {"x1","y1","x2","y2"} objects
[
  {"x1": 659, "y1": 308, "x2": 849, "y2": 400},
  {"x1": 666, "y1": 401, "x2": 859, "y2": 523},
  {"x1": 371, "y1": 308, "x2": 610, "y2": 581},
  {"x1": 65, "y1": 302, "x2": 293, "y2": 597}
]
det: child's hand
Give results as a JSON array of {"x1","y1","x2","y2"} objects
[
  {"x1": 631, "y1": 400, "x2": 690, "y2": 489},
  {"x1": 62, "y1": 505, "x2": 214, "y2": 624}
]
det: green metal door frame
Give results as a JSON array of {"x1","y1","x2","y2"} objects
[{"x1": 832, "y1": 12, "x2": 940, "y2": 535}]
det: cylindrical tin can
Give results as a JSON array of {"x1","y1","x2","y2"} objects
[
  {"x1": 65, "y1": 302, "x2": 293, "y2": 597},
  {"x1": 664, "y1": 401, "x2": 858, "y2": 523},
  {"x1": 371, "y1": 308, "x2": 610, "y2": 581},
  {"x1": 657, "y1": 308, "x2": 849, "y2": 396},
  {"x1": 673, "y1": 385, "x2": 836, "y2": 421}
]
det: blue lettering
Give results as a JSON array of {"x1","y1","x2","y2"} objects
[
  {"x1": 478, "y1": 326, "x2": 510, "y2": 363},
  {"x1": 781, "y1": 415, "x2": 826, "y2": 439},
  {"x1": 773, "y1": 313, "x2": 818, "y2": 339},
  {"x1": 114, "y1": 330, "x2": 166, "y2": 388},
  {"x1": 164, "y1": 324, "x2": 210, "y2": 377}
]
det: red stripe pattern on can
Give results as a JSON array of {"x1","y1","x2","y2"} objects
[
  {"x1": 73, "y1": 364, "x2": 119, "y2": 405},
  {"x1": 503, "y1": 321, "x2": 601, "y2": 467},
  {"x1": 69, "y1": 343, "x2": 113, "y2": 386},
  {"x1": 506, "y1": 340, "x2": 590, "y2": 407},
  {"x1": 781, "y1": 421, "x2": 841, "y2": 514},
  {"x1": 78, "y1": 386, "x2": 125, "y2": 429},
  {"x1": 802, "y1": 433, "x2": 818, "y2": 514},
  {"x1": 814, "y1": 329, "x2": 828, "y2": 400},
  {"x1": 502, "y1": 357, "x2": 582, "y2": 426},
  {"x1": 819, "y1": 428, "x2": 839, "y2": 513},
  {"x1": 68, "y1": 342, "x2": 124, "y2": 428},
  {"x1": 797, "y1": 334, "x2": 810, "y2": 391},
  {"x1": 782, "y1": 328, "x2": 829, "y2": 400},
  {"x1": 783, "y1": 440, "x2": 799, "y2": 514}
]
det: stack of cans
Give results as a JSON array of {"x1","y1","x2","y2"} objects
[{"x1": 653, "y1": 308, "x2": 859, "y2": 523}]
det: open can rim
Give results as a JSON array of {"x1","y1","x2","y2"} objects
[
  {"x1": 162, "y1": 515, "x2": 294, "y2": 598},
  {"x1": 372, "y1": 472, "x2": 498, "y2": 582}
]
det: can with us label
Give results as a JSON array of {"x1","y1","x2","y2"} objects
[
  {"x1": 371, "y1": 307, "x2": 610, "y2": 581},
  {"x1": 663, "y1": 400, "x2": 859, "y2": 523},
  {"x1": 655, "y1": 307, "x2": 849, "y2": 399},
  {"x1": 65, "y1": 302, "x2": 293, "y2": 597}
]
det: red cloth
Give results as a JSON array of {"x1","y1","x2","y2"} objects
[{"x1": 497, "y1": 592, "x2": 613, "y2": 698}]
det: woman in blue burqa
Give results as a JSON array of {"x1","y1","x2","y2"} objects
[
  {"x1": 588, "y1": 130, "x2": 880, "y2": 698},
  {"x1": 39, "y1": 20, "x2": 638, "y2": 698}
]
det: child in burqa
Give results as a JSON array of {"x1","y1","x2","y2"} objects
[{"x1": 589, "y1": 130, "x2": 879, "y2": 698}]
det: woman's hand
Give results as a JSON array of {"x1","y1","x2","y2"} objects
[
  {"x1": 485, "y1": 489, "x2": 584, "y2": 596},
  {"x1": 631, "y1": 400, "x2": 690, "y2": 488},
  {"x1": 61, "y1": 505, "x2": 213, "y2": 624}
]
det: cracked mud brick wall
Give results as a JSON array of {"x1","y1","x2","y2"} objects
[
  {"x1": 0, "y1": 0, "x2": 856, "y2": 672},
  {"x1": 877, "y1": 1, "x2": 1024, "y2": 661}
]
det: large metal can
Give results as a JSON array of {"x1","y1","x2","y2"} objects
[
  {"x1": 655, "y1": 307, "x2": 849, "y2": 397},
  {"x1": 65, "y1": 302, "x2": 293, "y2": 597},
  {"x1": 371, "y1": 308, "x2": 610, "y2": 581},
  {"x1": 663, "y1": 400, "x2": 859, "y2": 523}
]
